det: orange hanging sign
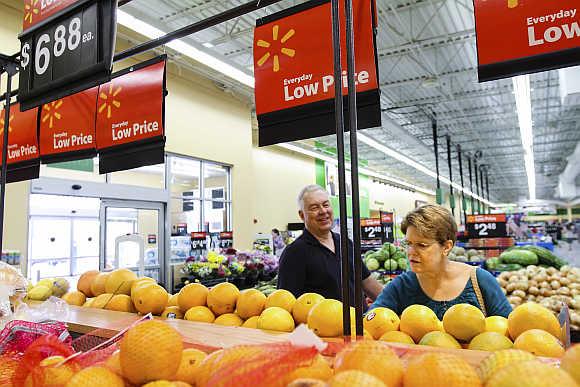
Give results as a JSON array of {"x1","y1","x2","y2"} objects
[
  {"x1": 22, "y1": 0, "x2": 79, "y2": 32},
  {"x1": 0, "y1": 103, "x2": 39, "y2": 165}
]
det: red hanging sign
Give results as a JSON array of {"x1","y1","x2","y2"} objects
[
  {"x1": 22, "y1": 0, "x2": 78, "y2": 32},
  {"x1": 0, "y1": 103, "x2": 39, "y2": 165},
  {"x1": 467, "y1": 214, "x2": 507, "y2": 224},
  {"x1": 254, "y1": 0, "x2": 381, "y2": 146},
  {"x1": 474, "y1": 0, "x2": 580, "y2": 81},
  {"x1": 39, "y1": 86, "x2": 97, "y2": 161}
]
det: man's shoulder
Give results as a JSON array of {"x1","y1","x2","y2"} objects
[{"x1": 280, "y1": 235, "x2": 310, "y2": 259}]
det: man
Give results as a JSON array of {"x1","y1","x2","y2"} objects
[{"x1": 277, "y1": 185, "x2": 383, "y2": 305}]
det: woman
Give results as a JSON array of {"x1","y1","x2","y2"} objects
[
  {"x1": 370, "y1": 205, "x2": 511, "y2": 319},
  {"x1": 272, "y1": 228, "x2": 286, "y2": 257}
]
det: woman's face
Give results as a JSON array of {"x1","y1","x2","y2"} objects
[{"x1": 404, "y1": 225, "x2": 452, "y2": 274}]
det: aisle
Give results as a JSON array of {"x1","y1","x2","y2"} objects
[{"x1": 554, "y1": 240, "x2": 580, "y2": 267}]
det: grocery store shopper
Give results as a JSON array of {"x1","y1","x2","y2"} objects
[
  {"x1": 272, "y1": 228, "x2": 286, "y2": 257},
  {"x1": 277, "y1": 185, "x2": 383, "y2": 305},
  {"x1": 369, "y1": 205, "x2": 511, "y2": 319}
]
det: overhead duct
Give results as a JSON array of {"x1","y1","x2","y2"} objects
[{"x1": 556, "y1": 140, "x2": 580, "y2": 199}]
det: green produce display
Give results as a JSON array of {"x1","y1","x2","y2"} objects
[
  {"x1": 366, "y1": 258, "x2": 380, "y2": 271},
  {"x1": 363, "y1": 242, "x2": 407, "y2": 272},
  {"x1": 494, "y1": 263, "x2": 523, "y2": 272},
  {"x1": 384, "y1": 259, "x2": 398, "y2": 271},
  {"x1": 519, "y1": 245, "x2": 568, "y2": 269},
  {"x1": 499, "y1": 250, "x2": 539, "y2": 266},
  {"x1": 397, "y1": 257, "x2": 408, "y2": 271},
  {"x1": 485, "y1": 257, "x2": 500, "y2": 270}
]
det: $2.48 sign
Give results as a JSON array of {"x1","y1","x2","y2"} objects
[
  {"x1": 467, "y1": 214, "x2": 507, "y2": 238},
  {"x1": 361, "y1": 219, "x2": 383, "y2": 240}
]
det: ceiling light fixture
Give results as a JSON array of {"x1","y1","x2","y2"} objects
[
  {"x1": 512, "y1": 75, "x2": 536, "y2": 201},
  {"x1": 117, "y1": 11, "x2": 255, "y2": 87}
]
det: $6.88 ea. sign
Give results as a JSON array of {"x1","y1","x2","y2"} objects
[{"x1": 21, "y1": 17, "x2": 93, "y2": 76}]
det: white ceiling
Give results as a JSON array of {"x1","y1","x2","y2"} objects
[{"x1": 118, "y1": 0, "x2": 580, "y2": 204}]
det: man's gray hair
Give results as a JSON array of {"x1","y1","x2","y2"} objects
[{"x1": 297, "y1": 184, "x2": 328, "y2": 210}]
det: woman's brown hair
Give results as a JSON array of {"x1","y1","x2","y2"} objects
[{"x1": 401, "y1": 204, "x2": 457, "y2": 244}]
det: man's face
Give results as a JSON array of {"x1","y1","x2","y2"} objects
[{"x1": 299, "y1": 190, "x2": 334, "y2": 234}]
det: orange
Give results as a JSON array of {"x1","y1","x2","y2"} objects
[
  {"x1": 161, "y1": 306, "x2": 184, "y2": 319},
  {"x1": 561, "y1": 344, "x2": 580, "y2": 384},
  {"x1": 485, "y1": 316, "x2": 509, "y2": 337},
  {"x1": 404, "y1": 352, "x2": 481, "y2": 387},
  {"x1": 236, "y1": 289, "x2": 267, "y2": 319},
  {"x1": 287, "y1": 379, "x2": 326, "y2": 387},
  {"x1": 513, "y1": 329, "x2": 565, "y2": 357},
  {"x1": 195, "y1": 346, "x2": 265, "y2": 387},
  {"x1": 242, "y1": 316, "x2": 259, "y2": 329},
  {"x1": 105, "y1": 268, "x2": 137, "y2": 295},
  {"x1": 184, "y1": 306, "x2": 215, "y2": 323},
  {"x1": 307, "y1": 299, "x2": 343, "y2": 337},
  {"x1": 334, "y1": 341, "x2": 404, "y2": 387},
  {"x1": 65, "y1": 366, "x2": 124, "y2": 387},
  {"x1": 77, "y1": 270, "x2": 99, "y2": 297},
  {"x1": 442, "y1": 304, "x2": 485, "y2": 342},
  {"x1": 363, "y1": 307, "x2": 400, "y2": 340},
  {"x1": 142, "y1": 382, "x2": 186, "y2": 387},
  {"x1": 62, "y1": 291, "x2": 86, "y2": 307},
  {"x1": 90, "y1": 272, "x2": 110, "y2": 297},
  {"x1": 476, "y1": 349, "x2": 536, "y2": 383},
  {"x1": 285, "y1": 354, "x2": 333, "y2": 384},
  {"x1": 206, "y1": 282, "x2": 239, "y2": 316},
  {"x1": 105, "y1": 294, "x2": 136, "y2": 313},
  {"x1": 132, "y1": 283, "x2": 168, "y2": 315},
  {"x1": 174, "y1": 348, "x2": 207, "y2": 385},
  {"x1": 468, "y1": 332, "x2": 513, "y2": 351},
  {"x1": 257, "y1": 307, "x2": 295, "y2": 332},
  {"x1": 214, "y1": 313, "x2": 243, "y2": 327},
  {"x1": 178, "y1": 283, "x2": 209, "y2": 312},
  {"x1": 104, "y1": 350, "x2": 122, "y2": 375},
  {"x1": 486, "y1": 360, "x2": 577, "y2": 387},
  {"x1": 328, "y1": 370, "x2": 386, "y2": 387},
  {"x1": 292, "y1": 293, "x2": 325, "y2": 324},
  {"x1": 378, "y1": 330, "x2": 415, "y2": 345},
  {"x1": 24, "y1": 355, "x2": 79, "y2": 387},
  {"x1": 265, "y1": 289, "x2": 296, "y2": 313},
  {"x1": 91, "y1": 293, "x2": 114, "y2": 309},
  {"x1": 419, "y1": 331, "x2": 461, "y2": 349},
  {"x1": 130, "y1": 277, "x2": 156, "y2": 297},
  {"x1": 399, "y1": 305, "x2": 440, "y2": 342},
  {"x1": 167, "y1": 293, "x2": 179, "y2": 307},
  {"x1": 120, "y1": 320, "x2": 183, "y2": 385},
  {"x1": 508, "y1": 302, "x2": 561, "y2": 340}
]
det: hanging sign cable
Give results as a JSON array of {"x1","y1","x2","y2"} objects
[
  {"x1": 446, "y1": 134, "x2": 455, "y2": 216},
  {"x1": 456, "y1": 144, "x2": 467, "y2": 226}
]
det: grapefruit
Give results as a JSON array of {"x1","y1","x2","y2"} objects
[
  {"x1": 167, "y1": 293, "x2": 179, "y2": 307},
  {"x1": 285, "y1": 354, "x2": 332, "y2": 384},
  {"x1": 77, "y1": 270, "x2": 99, "y2": 297},
  {"x1": 105, "y1": 294, "x2": 136, "y2": 313},
  {"x1": 242, "y1": 316, "x2": 259, "y2": 329},
  {"x1": 184, "y1": 306, "x2": 215, "y2": 323},
  {"x1": 513, "y1": 329, "x2": 565, "y2": 357},
  {"x1": 560, "y1": 344, "x2": 580, "y2": 384},
  {"x1": 206, "y1": 282, "x2": 239, "y2": 316},
  {"x1": 131, "y1": 277, "x2": 156, "y2": 297},
  {"x1": 378, "y1": 331, "x2": 415, "y2": 345},
  {"x1": 419, "y1": 331, "x2": 461, "y2": 349},
  {"x1": 174, "y1": 348, "x2": 207, "y2": 385},
  {"x1": 334, "y1": 341, "x2": 404, "y2": 387},
  {"x1": 257, "y1": 307, "x2": 295, "y2": 332},
  {"x1": 307, "y1": 299, "x2": 343, "y2": 337},
  {"x1": 90, "y1": 272, "x2": 110, "y2": 297},
  {"x1": 62, "y1": 291, "x2": 86, "y2": 307},
  {"x1": 214, "y1": 313, "x2": 243, "y2": 327},
  {"x1": 178, "y1": 283, "x2": 209, "y2": 312},
  {"x1": 91, "y1": 293, "x2": 114, "y2": 309},
  {"x1": 442, "y1": 303, "x2": 485, "y2": 342},
  {"x1": 476, "y1": 349, "x2": 536, "y2": 383},
  {"x1": 508, "y1": 302, "x2": 561, "y2": 340},
  {"x1": 404, "y1": 352, "x2": 481, "y2": 387},
  {"x1": 236, "y1": 289, "x2": 267, "y2": 319},
  {"x1": 363, "y1": 307, "x2": 400, "y2": 340},
  {"x1": 292, "y1": 293, "x2": 324, "y2": 324},
  {"x1": 328, "y1": 370, "x2": 386, "y2": 387},
  {"x1": 133, "y1": 284, "x2": 168, "y2": 315},
  {"x1": 468, "y1": 332, "x2": 513, "y2": 351},
  {"x1": 161, "y1": 306, "x2": 184, "y2": 319},
  {"x1": 105, "y1": 268, "x2": 137, "y2": 295},
  {"x1": 104, "y1": 350, "x2": 122, "y2": 375},
  {"x1": 119, "y1": 320, "x2": 183, "y2": 385},
  {"x1": 265, "y1": 289, "x2": 296, "y2": 313},
  {"x1": 195, "y1": 346, "x2": 265, "y2": 387},
  {"x1": 486, "y1": 360, "x2": 577, "y2": 387},
  {"x1": 485, "y1": 316, "x2": 509, "y2": 337},
  {"x1": 65, "y1": 366, "x2": 124, "y2": 387},
  {"x1": 24, "y1": 355, "x2": 79, "y2": 387},
  {"x1": 399, "y1": 305, "x2": 440, "y2": 342}
]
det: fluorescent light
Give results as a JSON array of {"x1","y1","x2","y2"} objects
[
  {"x1": 512, "y1": 75, "x2": 536, "y2": 201},
  {"x1": 117, "y1": 11, "x2": 255, "y2": 88},
  {"x1": 202, "y1": 42, "x2": 215, "y2": 48}
]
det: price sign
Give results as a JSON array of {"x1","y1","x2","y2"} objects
[
  {"x1": 218, "y1": 232, "x2": 234, "y2": 250},
  {"x1": 18, "y1": 0, "x2": 117, "y2": 111},
  {"x1": 191, "y1": 232, "x2": 208, "y2": 251},
  {"x1": 361, "y1": 219, "x2": 383, "y2": 240},
  {"x1": 380, "y1": 212, "x2": 395, "y2": 243},
  {"x1": 467, "y1": 214, "x2": 507, "y2": 238}
]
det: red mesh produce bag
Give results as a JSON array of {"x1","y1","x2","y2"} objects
[{"x1": 201, "y1": 343, "x2": 318, "y2": 387}]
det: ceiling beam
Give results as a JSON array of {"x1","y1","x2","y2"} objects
[{"x1": 378, "y1": 29, "x2": 475, "y2": 59}]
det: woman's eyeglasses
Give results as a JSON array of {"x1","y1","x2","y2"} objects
[{"x1": 400, "y1": 239, "x2": 436, "y2": 251}]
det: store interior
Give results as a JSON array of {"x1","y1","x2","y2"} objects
[{"x1": 0, "y1": 0, "x2": 579, "y2": 384}]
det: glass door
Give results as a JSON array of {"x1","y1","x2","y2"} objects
[{"x1": 100, "y1": 200, "x2": 166, "y2": 286}]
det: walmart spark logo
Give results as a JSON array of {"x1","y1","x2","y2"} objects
[
  {"x1": 508, "y1": 0, "x2": 518, "y2": 8},
  {"x1": 0, "y1": 113, "x2": 14, "y2": 136},
  {"x1": 98, "y1": 84, "x2": 122, "y2": 119},
  {"x1": 42, "y1": 100, "x2": 63, "y2": 129},
  {"x1": 256, "y1": 25, "x2": 296, "y2": 72},
  {"x1": 24, "y1": 0, "x2": 40, "y2": 25}
]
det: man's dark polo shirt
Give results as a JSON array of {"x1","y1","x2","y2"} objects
[{"x1": 277, "y1": 228, "x2": 371, "y2": 306}]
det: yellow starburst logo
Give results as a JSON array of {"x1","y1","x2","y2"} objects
[
  {"x1": 98, "y1": 84, "x2": 122, "y2": 119},
  {"x1": 508, "y1": 0, "x2": 518, "y2": 8},
  {"x1": 256, "y1": 25, "x2": 296, "y2": 72},
  {"x1": 0, "y1": 113, "x2": 14, "y2": 137},
  {"x1": 24, "y1": 0, "x2": 40, "y2": 25},
  {"x1": 42, "y1": 100, "x2": 63, "y2": 129}
]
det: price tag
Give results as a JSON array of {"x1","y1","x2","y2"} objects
[
  {"x1": 18, "y1": 0, "x2": 117, "y2": 111},
  {"x1": 191, "y1": 232, "x2": 208, "y2": 251},
  {"x1": 380, "y1": 212, "x2": 395, "y2": 243},
  {"x1": 466, "y1": 214, "x2": 507, "y2": 238},
  {"x1": 361, "y1": 219, "x2": 383, "y2": 251},
  {"x1": 218, "y1": 232, "x2": 234, "y2": 249}
]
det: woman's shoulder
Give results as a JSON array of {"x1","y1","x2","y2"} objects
[
  {"x1": 475, "y1": 267, "x2": 498, "y2": 285},
  {"x1": 390, "y1": 271, "x2": 420, "y2": 290}
]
